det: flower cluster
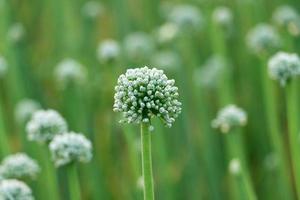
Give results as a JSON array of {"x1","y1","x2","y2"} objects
[
  {"x1": 81, "y1": 1, "x2": 104, "y2": 19},
  {"x1": 246, "y1": 23, "x2": 280, "y2": 55},
  {"x1": 123, "y1": 32, "x2": 155, "y2": 62},
  {"x1": 0, "y1": 153, "x2": 40, "y2": 180},
  {"x1": 26, "y1": 109, "x2": 68, "y2": 143},
  {"x1": 212, "y1": 6, "x2": 233, "y2": 29},
  {"x1": 272, "y1": 5, "x2": 300, "y2": 36},
  {"x1": 0, "y1": 179, "x2": 34, "y2": 200},
  {"x1": 167, "y1": 4, "x2": 203, "y2": 32},
  {"x1": 155, "y1": 23, "x2": 179, "y2": 44},
  {"x1": 7, "y1": 23, "x2": 25, "y2": 44},
  {"x1": 54, "y1": 58, "x2": 86, "y2": 88},
  {"x1": 151, "y1": 50, "x2": 181, "y2": 73},
  {"x1": 97, "y1": 39, "x2": 120, "y2": 63},
  {"x1": 15, "y1": 99, "x2": 41, "y2": 124},
  {"x1": 229, "y1": 158, "x2": 241, "y2": 175},
  {"x1": 194, "y1": 55, "x2": 227, "y2": 89},
  {"x1": 113, "y1": 66, "x2": 182, "y2": 128},
  {"x1": 212, "y1": 104, "x2": 247, "y2": 133},
  {"x1": 268, "y1": 51, "x2": 300, "y2": 86},
  {"x1": 49, "y1": 132, "x2": 92, "y2": 167},
  {"x1": 0, "y1": 57, "x2": 7, "y2": 78}
]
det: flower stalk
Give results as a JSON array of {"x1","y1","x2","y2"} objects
[
  {"x1": 141, "y1": 123, "x2": 154, "y2": 200},
  {"x1": 67, "y1": 164, "x2": 81, "y2": 200},
  {"x1": 0, "y1": 99, "x2": 10, "y2": 156},
  {"x1": 286, "y1": 80, "x2": 300, "y2": 198},
  {"x1": 259, "y1": 55, "x2": 293, "y2": 199}
]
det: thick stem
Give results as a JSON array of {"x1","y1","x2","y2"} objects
[
  {"x1": 67, "y1": 164, "x2": 81, "y2": 200},
  {"x1": 42, "y1": 146, "x2": 60, "y2": 200},
  {"x1": 0, "y1": 98, "x2": 10, "y2": 156},
  {"x1": 226, "y1": 130, "x2": 256, "y2": 200},
  {"x1": 140, "y1": 123, "x2": 154, "y2": 200},
  {"x1": 286, "y1": 80, "x2": 300, "y2": 198},
  {"x1": 259, "y1": 57, "x2": 293, "y2": 199}
]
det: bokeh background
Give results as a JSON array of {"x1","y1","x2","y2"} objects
[{"x1": 1, "y1": 0, "x2": 300, "y2": 199}]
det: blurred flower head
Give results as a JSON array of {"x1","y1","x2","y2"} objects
[
  {"x1": 0, "y1": 179, "x2": 34, "y2": 200},
  {"x1": 97, "y1": 39, "x2": 121, "y2": 63},
  {"x1": 212, "y1": 6, "x2": 233, "y2": 30},
  {"x1": 272, "y1": 5, "x2": 300, "y2": 36},
  {"x1": 123, "y1": 32, "x2": 155, "y2": 62},
  {"x1": 113, "y1": 66, "x2": 182, "y2": 128},
  {"x1": 49, "y1": 132, "x2": 92, "y2": 167},
  {"x1": 0, "y1": 57, "x2": 7, "y2": 78},
  {"x1": 229, "y1": 158, "x2": 241, "y2": 175},
  {"x1": 54, "y1": 58, "x2": 86, "y2": 88},
  {"x1": 167, "y1": 4, "x2": 204, "y2": 32},
  {"x1": 0, "y1": 153, "x2": 40, "y2": 180},
  {"x1": 246, "y1": 23, "x2": 281, "y2": 55},
  {"x1": 136, "y1": 176, "x2": 144, "y2": 190},
  {"x1": 15, "y1": 99, "x2": 41, "y2": 125},
  {"x1": 26, "y1": 109, "x2": 68, "y2": 143},
  {"x1": 263, "y1": 152, "x2": 279, "y2": 171},
  {"x1": 7, "y1": 23, "x2": 25, "y2": 43},
  {"x1": 81, "y1": 1, "x2": 104, "y2": 19},
  {"x1": 268, "y1": 51, "x2": 300, "y2": 86},
  {"x1": 212, "y1": 104, "x2": 247, "y2": 133},
  {"x1": 155, "y1": 22, "x2": 179, "y2": 44},
  {"x1": 150, "y1": 50, "x2": 181, "y2": 73},
  {"x1": 194, "y1": 55, "x2": 227, "y2": 89}
]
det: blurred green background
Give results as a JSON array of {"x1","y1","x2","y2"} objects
[{"x1": 1, "y1": 0, "x2": 300, "y2": 199}]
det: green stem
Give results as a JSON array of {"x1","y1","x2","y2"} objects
[
  {"x1": 42, "y1": 146, "x2": 60, "y2": 200},
  {"x1": 286, "y1": 80, "x2": 300, "y2": 198},
  {"x1": 67, "y1": 164, "x2": 81, "y2": 200},
  {"x1": 226, "y1": 130, "x2": 256, "y2": 200},
  {"x1": 259, "y1": 57, "x2": 293, "y2": 199},
  {"x1": 140, "y1": 123, "x2": 154, "y2": 200},
  {"x1": 0, "y1": 97, "x2": 10, "y2": 156}
]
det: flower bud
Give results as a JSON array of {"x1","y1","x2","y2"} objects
[
  {"x1": 26, "y1": 109, "x2": 68, "y2": 143},
  {"x1": 212, "y1": 104, "x2": 247, "y2": 133},
  {"x1": 268, "y1": 51, "x2": 300, "y2": 86},
  {"x1": 113, "y1": 66, "x2": 182, "y2": 128},
  {"x1": 246, "y1": 23, "x2": 281, "y2": 55},
  {"x1": 49, "y1": 132, "x2": 92, "y2": 167},
  {"x1": 0, "y1": 153, "x2": 40, "y2": 180},
  {"x1": 0, "y1": 179, "x2": 34, "y2": 200}
]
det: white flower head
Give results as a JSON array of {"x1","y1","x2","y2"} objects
[
  {"x1": 151, "y1": 50, "x2": 181, "y2": 73},
  {"x1": 26, "y1": 109, "x2": 68, "y2": 143},
  {"x1": 212, "y1": 104, "x2": 247, "y2": 133},
  {"x1": 273, "y1": 5, "x2": 300, "y2": 36},
  {"x1": 167, "y1": 4, "x2": 204, "y2": 32},
  {"x1": 49, "y1": 132, "x2": 92, "y2": 167},
  {"x1": 155, "y1": 22, "x2": 179, "y2": 44},
  {"x1": 0, "y1": 153, "x2": 40, "y2": 180},
  {"x1": 0, "y1": 57, "x2": 7, "y2": 78},
  {"x1": 194, "y1": 55, "x2": 227, "y2": 89},
  {"x1": 229, "y1": 158, "x2": 241, "y2": 175},
  {"x1": 113, "y1": 66, "x2": 182, "y2": 128},
  {"x1": 54, "y1": 58, "x2": 86, "y2": 88},
  {"x1": 0, "y1": 179, "x2": 34, "y2": 200},
  {"x1": 268, "y1": 51, "x2": 300, "y2": 86},
  {"x1": 7, "y1": 23, "x2": 25, "y2": 43},
  {"x1": 212, "y1": 6, "x2": 233, "y2": 28},
  {"x1": 15, "y1": 99, "x2": 41, "y2": 124},
  {"x1": 81, "y1": 1, "x2": 104, "y2": 19},
  {"x1": 246, "y1": 23, "x2": 281, "y2": 55},
  {"x1": 97, "y1": 39, "x2": 120, "y2": 63},
  {"x1": 123, "y1": 32, "x2": 155, "y2": 62}
]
